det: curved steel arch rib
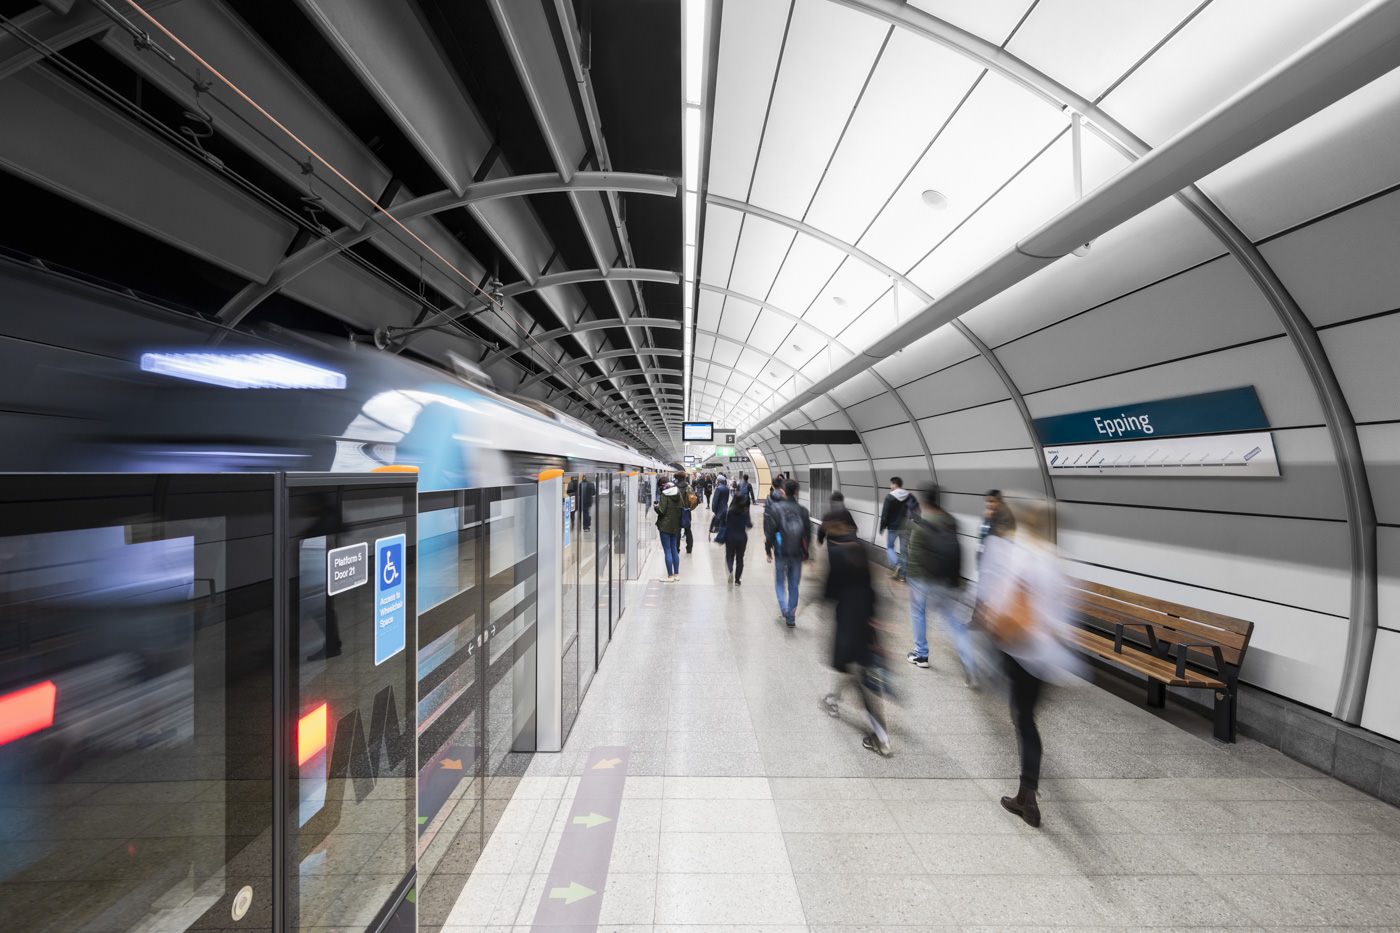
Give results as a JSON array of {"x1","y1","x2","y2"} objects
[{"x1": 215, "y1": 172, "x2": 676, "y2": 326}]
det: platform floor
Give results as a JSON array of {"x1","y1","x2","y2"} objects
[{"x1": 438, "y1": 517, "x2": 1400, "y2": 931}]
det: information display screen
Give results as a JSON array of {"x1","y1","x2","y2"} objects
[{"x1": 682, "y1": 421, "x2": 713, "y2": 442}]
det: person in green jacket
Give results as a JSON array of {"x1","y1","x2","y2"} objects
[{"x1": 654, "y1": 480, "x2": 683, "y2": 581}]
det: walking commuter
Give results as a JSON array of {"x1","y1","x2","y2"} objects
[
  {"x1": 566, "y1": 476, "x2": 579, "y2": 529},
  {"x1": 710, "y1": 476, "x2": 731, "y2": 543},
  {"x1": 979, "y1": 497, "x2": 1078, "y2": 828},
  {"x1": 767, "y1": 474, "x2": 786, "y2": 505},
  {"x1": 654, "y1": 479, "x2": 682, "y2": 581},
  {"x1": 904, "y1": 488, "x2": 976, "y2": 683},
  {"x1": 735, "y1": 473, "x2": 753, "y2": 503},
  {"x1": 820, "y1": 517, "x2": 891, "y2": 757},
  {"x1": 764, "y1": 479, "x2": 811, "y2": 626},
  {"x1": 878, "y1": 477, "x2": 917, "y2": 581},
  {"x1": 816, "y1": 491, "x2": 855, "y2": 558},
  {"x1": 724, "y1": 493, "x2": 753, "y2": 584}
]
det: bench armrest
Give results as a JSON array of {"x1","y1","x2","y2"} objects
[
  {"x1": 1114, "y1": 621, "x2": 1158, "y2": 654},
  {"x1": 1173, "y1": 641, "x2": 1226, "y2": 678}
]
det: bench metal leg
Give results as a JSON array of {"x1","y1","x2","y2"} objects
[
  {"x1": 1213, "y1": 689, "x2": 1237, "y2": 743},
  {"x1": 1146, "y1": 680, "x2": 1166, "y2": 708}
]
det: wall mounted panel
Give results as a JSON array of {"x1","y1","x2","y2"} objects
[
  {"x1": 1359, "y1": 630, "x2": 1400, "y2": 739},
  {"x1": 918, "y1": 399, "x2": 1030, "y2": 455},
  {"x1": 931, "y1": 449, "x2": 1042, "y2": 496},
  {"x1": 862, "y1": 423, "x2": 927, "y2": 459},
  {"x1": 1317, "y1": 312, "x2": 1400, "y2": 425},
  {"x1": 873, "y1": 324, "x2": 978, "y2": 387},
  {"x1": 899, "y1": 357, "x2": 1009, "y2": 419},
  {"x1": 996, "y1": 257, "x2": 1285, "y2": 394},
  {"x1": 847, "y1": 393, "x2": 909, "y2": 431}
]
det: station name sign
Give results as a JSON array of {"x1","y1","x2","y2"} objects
[{"x1": 1032, "y1": 386, "x2": 1269, "y2": 446}]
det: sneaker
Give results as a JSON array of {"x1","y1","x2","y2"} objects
[
  {"x1": 889, "y1": 568, "x2": 901, "y2": 579},
  {"x1": 862, "y1": 734, "x2": 892, "y2": 758},
  {"x1": 726, "y1": 570, "x2": 732, "y2": 582},
  {"x1": 906, "y1": 652, "x2": 929, "y2": 668},
  {"x1": 785, "y1": 616, "x2": 796, "y2": 627},
  {"x1": 821, "y1": 694, "x2": 839, "y2": 718},
  {"x1": 735, "y1": 579, "x2": 742, "y2": 586}
]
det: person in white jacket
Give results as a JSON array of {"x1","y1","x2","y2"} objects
[{"x1": 978, "y1": 496, "x2": 1080, "y2": 828}]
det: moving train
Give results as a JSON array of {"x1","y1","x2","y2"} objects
[{"x1": 0, "y1": 257, "x2": 670, "y2": 487}]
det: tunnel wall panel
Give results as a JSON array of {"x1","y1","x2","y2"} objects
[{"x1": 898, "y1": 357, "x2": 1012, "y2": 419}]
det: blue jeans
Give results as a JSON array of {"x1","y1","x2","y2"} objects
[
  {"x1": 773, "y1": 555, "x2": 801, "y2": 620},
  {"x1": 659, "y1": 532, "x2": 680, "y2": 576},
  {"x1": 909, "y1": 577, "x2": 975, "y2": 675},
  {"x1": 885, "y1": 528, "x2": 907, "y2": 575}
]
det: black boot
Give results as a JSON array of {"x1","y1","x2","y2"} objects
[{"x1": 1000, "y1": 783, "x2": 1040, "y2": 828}]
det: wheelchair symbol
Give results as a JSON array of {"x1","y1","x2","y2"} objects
[{"x1": 382, "y1": 549, "x2": 400, "y2": 586}]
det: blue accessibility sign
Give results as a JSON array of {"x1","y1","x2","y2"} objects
[{"x1": 374, "y1": 534, "x2": 407, "y2": 665}]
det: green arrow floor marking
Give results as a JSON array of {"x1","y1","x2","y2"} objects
[
  {"x1": 548, "y1": 881, "x2": 595, "y2": 905},
  {"x1": 572, "y1": 812, "x2": 612, "y2": 828}
]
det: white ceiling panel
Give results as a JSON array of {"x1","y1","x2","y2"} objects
[
  {"x1": 804, "y1": 259, "x2": 898, "y2": 339},
  {"x1": 905, "y1": 0, "x2": 1034, "y2": 46},
  {"x1": 716, "y1": 295, "x2": 762, "y2": 341},
  {"x1": 708, "y1": 333, "x2": 741, "y2": 368},
  {"x1": 837, "y1": 289, "x2": 897, "y2": 354},
  {"x1": 802, "y1": 395, "x2": 838, "y2": 421},
  {"x1": 803, "y1": 29, "x2": 984, "y2": 244},
  {"x1": 830, "y1": 368, "x2": 885, "y2": 407},
  {"x1": 1007, "y1": 0, "x2": 1201, "y2": 102},
  {"x1": 873, "y1": 323, "x2": 978, "y2": 387},
  {"x1": 697, "y1": 288, "x2": 724, "y2": 332},
  {"x1": 746, "y1": 0, "x2": 889, "y2": 219},
  {"x1": 1100, "y1": 0, "x2": 1370, "y2": 147},
  {"x1": 694, "y1": 332, "x2": 716, "y2": 359},
  {"x1": 725, "y1": 215, "x2": 797, "y2": 298},
  {"x1": 959, "y1": 196, "x2": 1220, "y2": 347},
  {"x1": 700, "y1": 204, "x2": 744, "y2": 287},
  {"x1": 1197, "y1": 68, "x2": 1400, "y2": 241},
  {"x1": 766, "y1": 233, "x2": 849, "y2": 319},
  {"x1": 746, "y1": 311, "x2": 797, "y2": 357},
  {"x1": 857, "y1": 72, "x2": 1068, "y2": 274},
  {"x1": 707, "y1": 0, "x2": 791, "y2": 200},
  {"x1": 905, "y1": 129, "x2": 1125, "y2": 300}
]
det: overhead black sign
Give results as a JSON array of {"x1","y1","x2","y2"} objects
[{"x1": 779, "y1": 429, "x2": 861, "y2": 445}]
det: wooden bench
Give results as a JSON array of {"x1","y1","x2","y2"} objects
[{"x1": 1064, "y1": 579, "x2": 1254, "y2": 742}]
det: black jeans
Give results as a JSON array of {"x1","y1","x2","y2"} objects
[
  {"x1": 1004, "y1": 653, "x2": 1044, "y2": 791},
  {"x1": 725, "y1": 538, "x2": 747, "y2": 582},
  {"x1": 683, "y1": 524, "x2": 693, "y2": 552}
]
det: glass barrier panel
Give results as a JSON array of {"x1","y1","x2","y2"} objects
[{"x1": 0, "y1": 474, "x2": 276, "y2": 933}]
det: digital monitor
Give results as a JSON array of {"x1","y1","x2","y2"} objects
[
  {"x1": 683, "y1": 455, "x2": 696, "y2": 464},
  {"x1": 682, "y1": 421, "x2": 713, "y2": 442}
]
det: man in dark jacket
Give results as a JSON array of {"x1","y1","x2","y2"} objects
[
  {"x1": 816, "y1": 491, "x2": 855, "y2": 556},
  {"x1": 904, "y1": 488, "x2": 974, "y2": 682},
  {"x1": 878, "y1": 477, "x2": 916, "y2": 581},
  {"x1": 710, "y1": 476, "x2": 730, "y2": 543},
  {"x1": 580, "y1": 475, "x2": 596, "y2": 532},
  {"x1": 764, "y1": 479, "x2": 811, "y2": 626}
]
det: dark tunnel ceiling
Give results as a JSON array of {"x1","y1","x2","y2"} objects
[{"x1": 0, "y1": 0, "x2": 683, "y2": 454}]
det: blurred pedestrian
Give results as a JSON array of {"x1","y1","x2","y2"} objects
[
  {"x1": 816, "y1": 491, "x2": 855, "y2": 559},
  {"x1": 977, "y1": 489, "x2": 1015, "y2": 562},
  {"x1": 904, "y1": 488, "x2": 975, "y2": 682},
  {"x1": 654, "y1": 479, "x2": 682, "y2": 581},
  {"x1": 878, "y1": 476, "x2": 917, "y2": 581},
  {"x1": 711, "y1": 475, "x2": 730, "y2": 543},
  {"x1": 724, "y1": 493, "x2": 752, "y2": 584},
  {"x1": 980, "y1": 497, "x2": 1077, "y2": 827},
  {"x1": 820, "y1": 516, "x2": 891, "y2": 757},
  {"x1": 764, "y1": 479, "x2": 811, "y2": 626}
]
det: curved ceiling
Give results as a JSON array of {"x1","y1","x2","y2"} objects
[{"x1": 687, "y1": 0, "x2": 1377, "y2": 436}]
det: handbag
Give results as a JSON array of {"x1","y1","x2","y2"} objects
[{"x1": 984, "y1": 576, "x2": 1035, "y2": 648}]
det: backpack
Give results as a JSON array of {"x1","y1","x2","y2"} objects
[
  {"x1": 774, "y1": 501, "x2": 806, "y2": 558},
  {"x1": 686, "y1": 490, "x2": 699, "y2": 509},
  {"x1": 916, "y1": 515, "x2": 961, "y2": 584}
]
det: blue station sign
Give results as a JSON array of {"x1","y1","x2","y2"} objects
[
  {"x1": 1032, "y1": 386, "x2": 1269, "y2": 446},
  {"x1": 374, "y1": 534, "x2": 407, "y2": 665}
]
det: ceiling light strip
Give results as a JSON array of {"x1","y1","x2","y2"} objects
[{"x1": 681, "y1": 0, "x2": 707, "y2": 432}]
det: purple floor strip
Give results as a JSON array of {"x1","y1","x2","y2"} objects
[{"x1": 529, "y1": 745, "x2": 629, "y2": 931}]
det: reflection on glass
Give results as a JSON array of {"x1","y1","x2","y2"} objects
[{"x1": 0, "y1": 476, "x2": 275, "y2": 933}]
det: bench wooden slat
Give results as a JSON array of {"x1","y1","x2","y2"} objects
[
  {"x1": 1069, "y1": 594, "x2": 1242, "y2": 671},
  {"x1": 1065, "y1": 627, "x2": 1225, "y2": 689},
  {"x1": 1071, "y1": 589, "x2": 1249, "y2": 653},
  {"x1": 1074, "y1": 579, "x2": 1253, "y2": 637}
]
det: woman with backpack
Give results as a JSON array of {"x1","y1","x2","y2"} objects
[{"x1": 723, "y1": 493, "x2": 752, "y2": 584}]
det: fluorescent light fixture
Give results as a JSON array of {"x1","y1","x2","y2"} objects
[
  {"x1": 684, "y1": 106, "x2": 702, "y2": 189},
  {"x1": 140, "y1": 352, "x2": 346, "y2": 389},
  {"x1": 684, "y1": 0, "x2": 705, "y2": 104},
  {"x1": 684, "y1": 244, "x2": 696, "y2": 282},
  {"x1": 684, "y1": 191, "x2": 697, "y2": 243}
]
